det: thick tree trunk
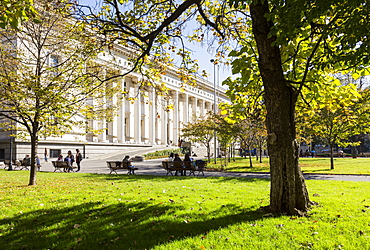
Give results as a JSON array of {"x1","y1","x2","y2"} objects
[{"x1": 250, "y1": 1, "x2": 310, "y2": 215}]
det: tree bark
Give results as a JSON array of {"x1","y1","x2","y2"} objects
[
  {"x1": 28, "y1": 132, "x2": 38, "y2": 186},
  {"x1": 250, "y1": 1, "x2": 310, "y2": 215},
  {"x1": 248, "y1": 146, "x2": 253, "y2": 168},
  {"x1": 330, "y1": 143, "x2": 334, "y2": 170}
]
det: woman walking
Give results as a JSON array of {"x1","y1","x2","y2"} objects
[{"x1": 75, "y1": 149, "x2": 82, "y2": 172}]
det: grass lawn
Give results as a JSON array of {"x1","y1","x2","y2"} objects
[
  {"x1": 1, "y1": 170, "x2": 370, "y2": 249},
  {"x1": 209, "y1": 157, "x2": 370, "y2": 175}
]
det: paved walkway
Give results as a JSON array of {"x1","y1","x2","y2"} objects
[{"x1": 36, "y1": 156, "x2": 370, "y2": 182}]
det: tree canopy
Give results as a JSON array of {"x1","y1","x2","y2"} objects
[
  {"x1": 0, "y1": 0, "x2": 120, "y2": 185},
  {"x1": 297, "y1": 79, "x2": 370, "y2": 169},
  {"x1": 0, "y1": 0, "x2": 38, "y2": 28}
]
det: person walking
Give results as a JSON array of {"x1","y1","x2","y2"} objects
[
  {"x1": 44, "y1": 148, "x2": 48, "y2": 163},
  {"x1": 36, "y1": 155, "x2": 42, "y2": 171},
  {"x1": 75, "y1": 149, "x2": 82, "y2": 172}
]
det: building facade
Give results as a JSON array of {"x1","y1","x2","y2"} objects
[{"x1": 0, "y1": 43, "x2": 229, "y2": 160}]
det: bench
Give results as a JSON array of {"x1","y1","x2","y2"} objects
[
  {"x1": 106, "y1": 161, "x2": 138, "y2": 174},
  {"x1": 4, "y1": 160, "x2": 30, "y2": 170},
  {"x1": 52, "y1": 161, "x2": 76, "y2": 172},
  {"x1": 19, "y1": 160, "x2": 31, "y2": 170},
  {"x1": 162, "y1": 161, "x2": 188, "y2": 176},
  {"x1": 189, "y1": 160, "x2": 206, "y2": 176},
  {"x1": 4, "y1": 160, "x2": 14, "y2": 170},
  {"x1": 182, "y1": 161, "x2": 193, "y2": 176}
]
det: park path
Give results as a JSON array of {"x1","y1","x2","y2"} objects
[
  {"x1": 37, "y1": 158, "x2": 370, "y2": 182},
  {"x1": 34, "y1": 146, "x2": 370, "y2": 182}
]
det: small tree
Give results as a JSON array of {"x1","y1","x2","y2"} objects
[
  {"x1": 0, "y1": 0, "x2": 120, "y2": 185},
  {"x1": 297, "y1": 80, "x2": 370, "y2": 169},
  {"x1": 221, "y1": 75, "x2": 267, "y2": 167},
  {"x1": 181, "y1": 115, "x2": 215, "y2": 163},
  {"x1": 214, "y1": 114, "x2": 238, "y2": 168}
]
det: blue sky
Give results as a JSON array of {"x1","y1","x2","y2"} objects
[{"x1": 78, "y1": 0, "x2": 234, "y2": 86}]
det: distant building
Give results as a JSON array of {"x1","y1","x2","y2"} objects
[{"x1": 0, "y1": 42, "x2": 229, "y2": 160}]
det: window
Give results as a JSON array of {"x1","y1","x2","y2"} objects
[
  {"x1": 50, "y1": 149, "x2": 61, "y2": 158},
  {"x1": 50, "y1": 55, "x2": 59, "y2": 67},
  {"x1": 49, "y1": 55, "x2": 59, "y2": 76},
  {"x1": 0, "y1": 149, "x2": 4, "y2": 159}
]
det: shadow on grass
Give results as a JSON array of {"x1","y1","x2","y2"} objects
[{"x1": 1, "y1": 200, "x2": 265, "y2": 249}]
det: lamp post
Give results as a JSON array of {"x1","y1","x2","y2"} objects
[{"x1": 210, "y1": 59, "x2": 217, "y2": 164}]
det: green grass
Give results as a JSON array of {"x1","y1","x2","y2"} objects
[
  {"x1": 208, "y1": 157, "x2": 370, "y2": 175},
  {"x1": 1, "y1": 170, "x2": 370, "y2": 249}
]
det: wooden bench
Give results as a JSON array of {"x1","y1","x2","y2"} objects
[
  {"x1": 52, "y1": 161, "x2": 76, "y2": 172},
  {"x1": 4, "y1": 160, "x2": 14, "y2": 170},
  {"x1": 19, "y1": 160, "x2": 31, "y2": 170},
  {"x1": 182, "y1": 161, "x2": 193, "y2": 176},
  {"x1": 162, "y1": 161, "x2": 188, "y2": 176},
  {"x1": 4, "y1": 160, "x2": 29, "y2": 170},
  {"x1": 106, "y1": 161, "x2": 138, "y2": 174},
  {"x1": 189, "y1": 160, "x2": 206, "y2": 176}
]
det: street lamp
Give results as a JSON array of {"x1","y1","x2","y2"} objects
[{"x1": 210, "y1": 59, "x2": 217, "y2": 164}]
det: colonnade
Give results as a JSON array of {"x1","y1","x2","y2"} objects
[{"x1": 87, "y1": 72, "x2": 227, "y2": 146}]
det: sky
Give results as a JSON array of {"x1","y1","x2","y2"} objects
[
  {"x1": 175, "y1": 37, "x2": 233, "y2": 87},
  {"x1": 78, "y1": 0, "x2": 234, "y2": 88}
]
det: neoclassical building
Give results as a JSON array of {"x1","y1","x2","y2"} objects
[{"x1": 0, "y1": 43, "x2": 229, "y2": 160}]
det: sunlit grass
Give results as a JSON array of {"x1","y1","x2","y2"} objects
[
  {"x1": 1, "y1": 170, "x2": 370, "y2": 249},
  {"x1": 207, "y1": 157, "x2": 370, "y2": 175}
]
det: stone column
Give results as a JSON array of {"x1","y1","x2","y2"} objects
[
  {"x1": 128, "y1": 78, "x2": 136, "y2": 143},
  {"x1": 172, "y1": 90, "x2": 179, "y2": 146},
  {"x1": 117, "y1": 77, "x2": 126, "y2": 143},
  {"x1": 111, "y1": 79, "x2": 118, "y2": 143},
  {"x1": 149, "y1": 88, "x2": 156, "y2": 145},
  {"x1": 199, "y1": 99, "x2": 205, "y2": 117},
  {"x1": 142, "y1": 90, "x2": 150, "y2": 144},
  {"x1": 134, "y1": 85, "x2": 141, "y2": 143},
  {"x1": 184, "y1": 93, "x2": 189, "y2": 125}
]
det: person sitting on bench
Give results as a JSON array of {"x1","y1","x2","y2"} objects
[{"x1": 122, "y1": 155, "x2": 136, "y2": 174}]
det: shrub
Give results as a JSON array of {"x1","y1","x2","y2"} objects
[{"x1": 143, "y1": 148, "x2": 184, "y2": 159}]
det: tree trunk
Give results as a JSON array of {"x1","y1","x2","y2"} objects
[
  {"x1": 259, "y1": 143, "x2": 263, "y2": 163},
  {"x1": 28, "y1": 133, "x2": 38, "y2": 186},
  {"x1": 248, "y1": 146, "x2": 253, "y2": 167},
  {"x1": 250, "y1": 1, "x2": 311, "y2": 215},
  {"x1": 206, "y1": 143, "x2": 211, "y2": 163},
  {"x1": 351, "y1": 146, "x2": 358, "y2": 159},
  {"x1": 330, "y1": 143, "x2": 334, "y2": 170}
]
